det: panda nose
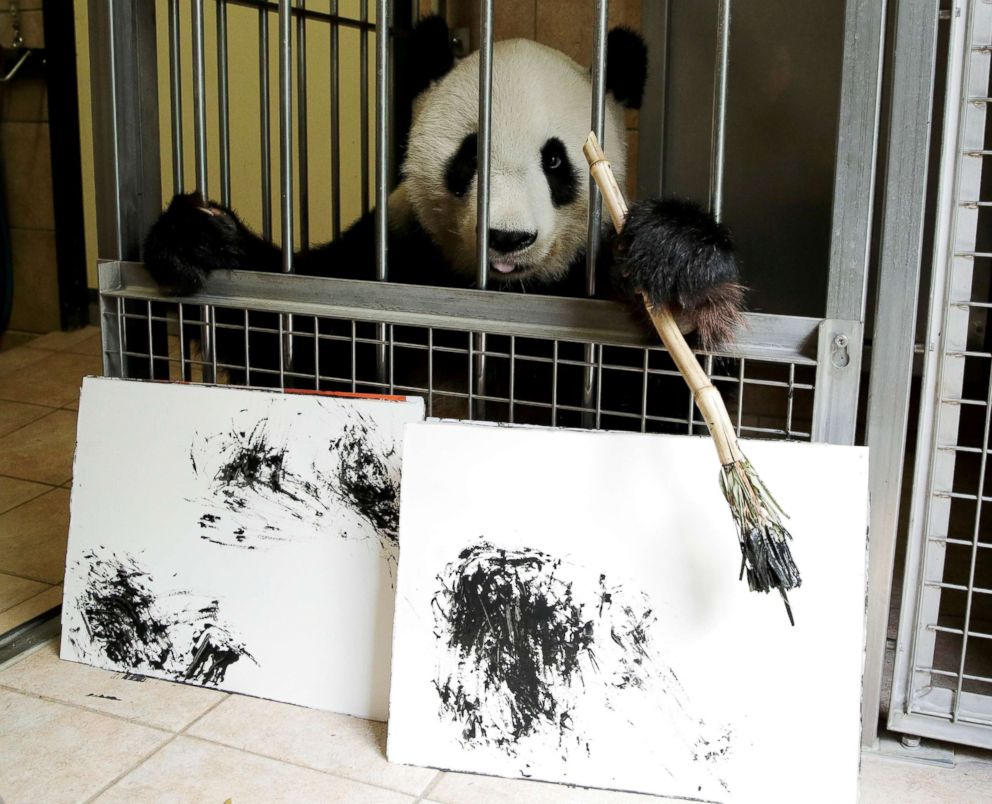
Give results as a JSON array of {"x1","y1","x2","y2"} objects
[{"x1": 488, "y1": 229, "x2": 537, "y2": 254}]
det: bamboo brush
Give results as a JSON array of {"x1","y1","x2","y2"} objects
[{"x1": 583, "y1": 132, "x2": 801, "y2": 624}]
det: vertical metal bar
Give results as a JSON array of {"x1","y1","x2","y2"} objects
[
  {"x1": 708, "y1": 0, "x2": 731, "y2": 223},
  {"x1": 786, "y1": 362, "x2": 795, "y2": 435},
  {"x1": 191, "y1": 0, "x2": 213, "y2": 382},
  {"x1": 191, "y1": 0, "x2": 208, "y2": 197},
  {"x1": 116, "y1": 297, "x2": 125, "y2": 375},
  {"x1": 146, "y1": 300, "x2": 154, "y2": 377},
  {"x1": 217, "y1": 0, "x2": 231, "y2": 206},
  {"x1": 313, "y1": 315, "x2": 320, "y2": 389},
  {"x1": 278, "y1": 0, "x2": 294, "y2": 271},
  {"x1": 427, "y1": 327, "x2": 435, "y2": 414},
  {"x1": 168, "y1": 0, "x2": 184, "y2": 194},
  {"x1": 297, "y1": 0, "x2": 310, "y2": 248},
  {"x1": 636, "y1": 0, "x2": 669, "y2": 199},
  {"x1": 475, "y1": 0, "x2": 494, "y2": 290},
  {"x1": 864, "y1": 0, "x2": 940, "y2": 748},
  {"x1": 735, "y1": 357, "x2": 745, "y2": 434},
  {"x1": 209, "y1": 307, "x2": 219, "y2": 381},
  {"x1": 474, "y1": 0, "x2": 494, "y2": 418},
  {"x1": 582, "y1": 0, "x2": 609, "y2": 426},
  {"x1": 585, "y1": 0, "x2": 608, "y2": 292},
  {"x1": 509, "y1": 336, "x2": 516, "y2": 423},
  {"x1": 351, "y1": 320, "x2": 357, "y2": 392},
  {"x1": 359, "y1": 0, "x2": 370, "y2": 215},
  {"x1": 178, "y1": 304, "x2": 187, "y2": 381},
  {"x1": 374, "y1": 0, "x2": 392, "y2": 382},
  {"x1": 243, "y1": 308, "x2": 250, "y2": 385},
  {"x1": 87, "y1": 0, "x2": 162, "y2": 261},
  {"x1": 279, "y1": 0, "x2": 295, "y2": 371},
  {"x1": 259, "y1": 8, "x2": 273, "y2": 238},
  {"x1": 375, "y1": 0, "x2": 391, "y2": 280},
  {"x1": 551, "y1": 340, "x2": 559, "y2": 426},
  {"x1": 331, "y1": 0, "x2": 342, "y2": 237},
  {"x1": 640, "y1": 349, "x2": 649, "y2": 432}
]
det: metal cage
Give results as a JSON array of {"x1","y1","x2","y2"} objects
[{"x1": 86, "y1": 0, "x2": 891, "y2": 739}]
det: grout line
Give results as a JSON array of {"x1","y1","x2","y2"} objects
[
  {"x1": 0, "y1": 480, "x2": 70, "y2": 521},
  {"x1": 0, "y1": 407, "x2": 65, "y2": 446},
  {"x1": 415, "y1": 770, "x2": 445, "y2": 803},
  {"x1": 178, "y1": 693, "x2": 230, "y2": 735},
  {"x1": 81, "y1": 733, "x2": 180, "y2": 804},
  {"x1": 180, "y1": 730, "x2": 430, "y2": 799},
  {"x1": 0, "y1": 681, "x2": 176, "y2": 737},
  {"x1": 0, "y1": 567, "x2": 60, "y2": 585}
]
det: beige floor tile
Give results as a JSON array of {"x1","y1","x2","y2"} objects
[
  {"x1": 0, "y1": 639, "x2": 227, "y2": 732},
  {"x1": 860, "y1": 749, "x2": 992, "y2": 804},
  {"x1": 0, "y1": 344, "x2": 48, "y2": 378},
  {"x1": 0, "y1": 688, "x2": 169, "y2": 804},
  {"x1": 0, "y1": 572, "x2": 47, "y2": 613},
  {"x1": 188, "y1": 696, "x2": 438, "y2": 796},
  {"x1": 0, "y1": 399, "x2": 52, "y2": 438},
  {"x1": 429, "y1": 772, "x2": 663, "y2": 804},
  {"x1": 0, "y1": 488, "x2": 70, "y2": 582},
  {"x1": 65, "y1": 332, "x2": 105, "y2": 357},
  {"x1": 25, "y1": 326, "x2": 100, "y2": 353},
  {"x1": 0, "y1": 584, "x2": 61, "y2": 634},
  {"x1": 0, "y1": 475, "x2": 51, "y2": 513},
  {"x1": 0, "y1": 350, "x2": 101, "y2": 407},
  {"x1": 94, "y1": 736, "x2": 416, "y2": 803},
  {"x1": 0, "y1": 409, "x2": 78, "y2": 484}
]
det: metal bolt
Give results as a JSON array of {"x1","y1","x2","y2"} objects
[{"x1": 834, "y1": 334, "x2": 849, "y2": 349}]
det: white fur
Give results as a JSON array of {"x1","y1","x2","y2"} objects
[{"x1": 402, "y1": 39, "x2": 628, "y2": 286}]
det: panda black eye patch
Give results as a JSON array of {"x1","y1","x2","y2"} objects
[
  {"x1": 444, "y1": 133, "x2": 478, "y2": 198},
  {"x1": 541, "y1": 137, "x2": 578, "y2": 207}
]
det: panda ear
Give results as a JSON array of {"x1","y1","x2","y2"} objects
[
  {"x1": 407, "y1": 15, "x2": 456, "y2": 99},
  {"x1": 604, "y1": 27, "x2": 647, "y2": 110}
]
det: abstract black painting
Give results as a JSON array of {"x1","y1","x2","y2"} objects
[
  {"x1": 387, "y1": 421, "x2": 869, "y2": 802},
  {"x1": 61, "y1": 378, "x2": 424, "y2": 720}
]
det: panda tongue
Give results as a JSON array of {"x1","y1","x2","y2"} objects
[{"x1": 493, "y1": 261, "x2": 515, "y2": 274}]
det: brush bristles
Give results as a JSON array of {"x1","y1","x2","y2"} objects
[{"x1": 719, "y1": 457, "x2": 802, "y2": 624}]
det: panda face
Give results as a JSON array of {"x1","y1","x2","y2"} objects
[{"x1": 403, "y1": 39, "x2": 628, "y2": 287}]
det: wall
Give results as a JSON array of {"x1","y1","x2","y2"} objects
[{"x1": 1, "y1": 0, "x2": 60, "y2": 334}]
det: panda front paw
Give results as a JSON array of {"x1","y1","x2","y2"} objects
[
  {"x1": 143, "y1": 192, "x2": 252, "y2": 296},
  {"x1": 613, "y1": 198, "x2": 744, "y2": 348}
]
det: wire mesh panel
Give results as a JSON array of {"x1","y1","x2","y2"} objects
[
  {"x1": 99, "y1": 262, "x2": 818, "y2": 441},
  {"x1": 891, "y1": 0, "x2": 992, "y2": 748}
]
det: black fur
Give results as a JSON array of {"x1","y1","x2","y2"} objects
[
  {"x1": 612, "y1": 198, "x2": 738, "y2": 311},
  {"x1": 405, "y1": 14, "x2": 456, "y2": 99},
  {"x1": 605, "y1": 27, "x2": 648, "y2": 110},
  {"x1": 444, "y1": 133, "x2": 478, "y2": 199},
  {"x1": 541, "y1": 137, "x2": 579, "y2": 207}
]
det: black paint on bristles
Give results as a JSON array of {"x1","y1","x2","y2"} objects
[
  {"x1": 719, "y1": 458, "x2": 802, "y2": 625},
  {"x1": 613, "y1": 198, "x2": 745, "y2": 348}
]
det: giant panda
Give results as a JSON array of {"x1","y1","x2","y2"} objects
[{"x1": 143, "y1": 17, "x2": 738, "y2": 395}]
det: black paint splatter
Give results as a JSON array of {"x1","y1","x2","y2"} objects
[
  {"x1": 431, "y1": 540, "x2": 733, "y2": 793},
  {"x1": 67, "y1": 550, "x2": 255, "y2": 687},
  {"x1": 329, "y1": 421, "x2": 400, "y2": 544},
  {"x1": 432, "y1": 542, "x2": 598, "y2": 752},
  {"x1": 86, "y1": 693, "x2": 121, "y2": 701}
]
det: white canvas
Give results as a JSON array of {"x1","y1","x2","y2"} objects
[
  {"x1": 387, "y1": 421, "x2": 868, "y2": 803},
  {"x1": 60, "y1": 377, "x2": 424, "y2": 721}
]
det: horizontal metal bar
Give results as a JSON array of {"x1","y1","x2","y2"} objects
[{"x1": 99, "y1": 262, "x2": 821, "y2": 363}]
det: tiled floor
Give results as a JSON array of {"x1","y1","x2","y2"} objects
[
  {"x1": 2, "y1": 325, "x2": 992, "y2": 802},
  {"x1": 0, "y1": 326, "x2": 101, "y2": 634}
]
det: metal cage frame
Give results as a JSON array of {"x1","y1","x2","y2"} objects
[{"x1": 86, "y1": 0, "x2": 902, "y2": 744}]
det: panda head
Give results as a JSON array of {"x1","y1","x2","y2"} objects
[{"x1": 401, "y1": 26, "x2": 647, "y2": 287}]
